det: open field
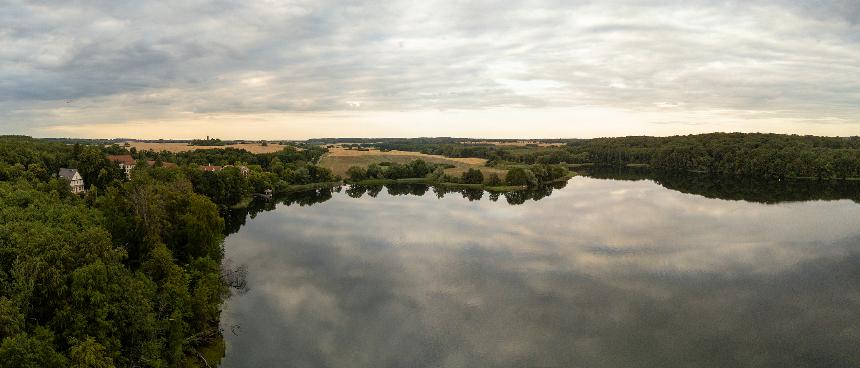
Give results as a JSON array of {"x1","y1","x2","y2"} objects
[
  {"x1": 120, "y1": 141, "x2": 293, "y2": 153},
  {"x1": 319, "y1": 147, "x2": 506, "y2": 178}
]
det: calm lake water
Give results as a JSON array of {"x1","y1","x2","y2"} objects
[{"x1": 220, "y1": 174, "x2": 860, "y2": 367}]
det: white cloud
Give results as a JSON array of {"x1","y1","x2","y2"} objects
[{"x1": 0, "y1": 0, "x2": 858, "y2": 137}]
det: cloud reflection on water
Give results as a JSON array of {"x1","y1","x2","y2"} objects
[{"x1": 221, "y1": 177, "x2": 860, "y2": 367}]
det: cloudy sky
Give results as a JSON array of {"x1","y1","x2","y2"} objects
[{"x1": 1, "y1": 0, "x2": 858, "y2": 139}]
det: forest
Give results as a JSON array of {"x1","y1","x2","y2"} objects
[
  {"x1": 350, "y1": 133, "x2": 860, "y2": 180},
  {"x1": 0, "y1": 136, "x2": 341, "y2": 366}
]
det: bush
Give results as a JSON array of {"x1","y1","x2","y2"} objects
[
  {"x1": 346, "y1": 166, "x2": 367, "y2": 181},
  {"x1": 506, "y1": 167, "x2": 537, "y2": 187},
  {"x1": 461, "y1": 168, "x2": 484, "y2": 184}
]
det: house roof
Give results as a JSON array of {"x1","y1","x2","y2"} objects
[
  {"x1": 107, "y1": 155, "x2": 136, "y2": 165},
  {"x1": 58, "y1": 168, "x2": 79, "y2": 180},
  {"x1": 201, "y1": 165, "x2": 222, "y2": 172}
]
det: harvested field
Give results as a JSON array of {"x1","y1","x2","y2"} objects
[
  {"x1": 319, "y1": 147, "x2": 506, "y2": 178},
  {"x1": 119, "y1": 141, "x2": 293, "y2": 154}
]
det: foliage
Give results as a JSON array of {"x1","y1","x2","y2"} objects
[
  {"x1": 346, "y1": 159, "x2": 442, "y2": 181},
  {"x1": 346, "y1": 166, "x2": 368, "y2": 181},
  {"x1": 461, "y1": 168, "x2": 484, "y2": 184},
  {"x1": 506, "y1": 167, "x2": 538, "y2": 187},
  {"x1": 339, "y1": 134, "x2": 860, "y2": 180},
  {"x1": 0, "y1": 165, "x2": 228, "y2": 366},
  {"x1": 574, "y1": 133, "x2": 860, "y2": 179},
  {"x1": 189, "y1": 138, "x2": 224, "y2": 146},
  {"x1": 486, "y1": 173, "x2": 503, "y2": 186}
]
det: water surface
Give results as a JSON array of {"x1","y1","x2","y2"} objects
[{"x1": 220, "y1": 176, "x2": 860, "y2": 367}]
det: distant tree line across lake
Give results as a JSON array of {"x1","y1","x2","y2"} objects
[{"x1": 318, "y1": 133, "x2": 860, "y2": 180}]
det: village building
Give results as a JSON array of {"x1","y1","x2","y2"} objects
[
  {"x1": 107, "y1": 155, "x2": 178, "y2": 179},
  {"x1": 107, "y1": 155, "x2": 136, "y2": 179},
  {"x1": 58, "y1": 168, "x2": 85, "y2": 194},
  {"x1": 201, "y1": 164, "x2": 223, "y2": 172}
]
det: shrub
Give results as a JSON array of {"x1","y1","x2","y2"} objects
[
  {"x1": 346, "y1": 166, "x2": 367, "y2": 181},
  {"x1": 486, "y1": 173, "x2": 502, "y2": 186},
  {"x1": 461, "y1": 168, "x2": 484, "y2": 184},
  {"x1": 506, "y1": 167, "x2": 537, "y2": 187}
]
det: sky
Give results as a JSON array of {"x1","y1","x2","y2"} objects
[{"x1": 1, "y1": 0, "x2": 859, "y2": 139}]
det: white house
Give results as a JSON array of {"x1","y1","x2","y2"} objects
[{"x1": 58, "y1": 168, "x2": 85, "y2": 194}]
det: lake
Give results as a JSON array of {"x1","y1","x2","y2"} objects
[{"x1": 219, "y1": 173, "x2": 860, "y2": 367}]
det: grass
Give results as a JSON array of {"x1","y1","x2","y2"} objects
[{"x1": 318, "y1": 147, "x2": 506, "y2": 179}]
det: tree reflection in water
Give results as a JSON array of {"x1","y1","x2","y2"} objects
[{"x1": 226, "y1": 171, "x2": 860, "y2": 235}]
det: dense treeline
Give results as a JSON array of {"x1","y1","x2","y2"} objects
[
  {"x1": 189, "y1": 138, "x2": 225, "y2": 146},
  {"x1": 0, "y1": 136, "x2": 337, "y2": 208},
  {"x1": 306, "y1": 137, "x2": 576, "y2": 145},
  {"x1": 344, "y1": 159, "x2": 438, "y2": 182},
  {"x1": 134, "y1": 144, "x2": 327, "y2": 168},
  {"x1": 0, "y1": 136, "x2": 341, "y2": 365},
  {"x1": 372, "y1": 140, "x2": 586, "y2": 165},
  {"x1": 574, "y1": 133, "x2": 860, "y2": 179},
  {"x1": 340, "y1": 134, "x2": 860, "y2": 180},
  {"x1": 139, "y1": 146, "x2": 337, "y2": 204},
  {"x1": 344, "y1": 159, "x2": 569, "y2": 187},
  {"x1": 0, "y1": 136, "x2": 127, "y2": 190},
  {"x1": 0, "y1": 168, "x2": 229, "y2": 365}
]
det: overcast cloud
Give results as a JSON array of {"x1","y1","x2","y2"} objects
[{"x1": 1, "y1": 0, "x2": 858, "y2": 138}]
